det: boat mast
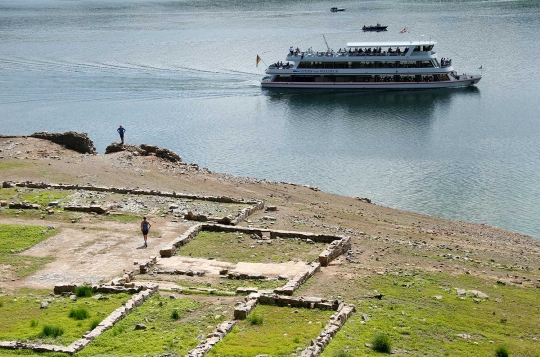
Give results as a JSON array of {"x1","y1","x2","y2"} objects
[{"x1": 322, "y1": 35, "x2": 331, "y2": 52}]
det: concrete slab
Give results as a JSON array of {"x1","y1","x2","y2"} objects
[{"x1": 156, "y1": 256, "x2": 310, "y2": 279}]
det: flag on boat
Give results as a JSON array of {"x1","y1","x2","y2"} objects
[
  {"x1": 256, "y1": 55, "x2": 262, "y2": 67},
  {"x1": 399, "y1": 27, "x2": 407, "y2": 34},
  {"x1": 478, "y1": 65, "x2": 483, "y2": 70}
]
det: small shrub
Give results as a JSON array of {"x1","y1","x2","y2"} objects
[
  {"x1": 293, "y1": 336, "x2": 300, "y2": 344},
  {"x1": 41, "y1": 325, "x2": 64, "y2": 338},
  {"x1": 495, "y1": 346, "x2": 509, "y2": 357},
  {"x1": 171, "y1": 309, "x2": 180, "y2": 320},
  {"x1": 246, "y1": 312, "x2": 263, "y2": 325},
  {"x1": 90, "y1": 319, "x2": 101, "y2": 330},
  {"x1": 0, "y1": 302, "x2": 3, "y2": 307},
  {"x1": 75, "y1": 285, "x2": 93, "y2": 297},
  {"x1": 30, "y1": 320, "x2": 38, "y2": 328},
  {"x1": 372, "y1": 333, "x2": 392, "y2": 354},
  {"x1": 69, "y1": 307, "x2": 90, "y2": 320}
]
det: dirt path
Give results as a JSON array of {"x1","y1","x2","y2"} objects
[{"x1": 14, "y1": 218, "x2": 192, "y2": 288}]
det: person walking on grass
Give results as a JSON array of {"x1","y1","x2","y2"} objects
[
  {"x1": 140, "y1": 216, "x2": 151, "y2": 248},
  {"x1": 117, "y1": 125, "x2": 126, "y2": 144}
]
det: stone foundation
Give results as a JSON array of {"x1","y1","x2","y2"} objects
[
  {"x1": 300, "y1": 303, "x2": 356, "y2": 357},
  {"x1": 159, "y1": 224, "x2": 203, "y2": 258},
  {"x1": 0, "y1": 283, "x2": 158, "y2": 355},
  {"x1": 2, "y1": 181, "x2": 264, "y2": 226},
  {"x1": 274, "y1": 262, "x2": 320, "y2": 296},
  {"x1": 318, "y1": 236, "x2": 352, "y2": 267},
  {"x1": 185, "y1": 321, "x2": 236, "y2": 357}
]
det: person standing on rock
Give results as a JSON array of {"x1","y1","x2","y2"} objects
[
  {"x1": 117, "y1": 125, "x2": 126, "y2": 144},
  {"x1": 140, "y1": 216, "x2": 151, "y2": 248}
]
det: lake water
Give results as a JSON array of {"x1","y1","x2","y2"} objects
[{"x1": 1, "y1": 0, "x2": 540, "y2": 238}]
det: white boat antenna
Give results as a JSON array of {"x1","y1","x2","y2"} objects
[{"x1": 322, "y1": 34, "x2": 331, "y2": 52}]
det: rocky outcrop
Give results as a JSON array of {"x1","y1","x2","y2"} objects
[
  {"x1": 139, "y1": 144, "x2": 181, "y2": 162},
  {"x1": 104, "y1": 143, "x2": 144, "y2": 155},
  {"x1": 104, "y1": 143, "x2": 181, "y2": 163},
  {"x1": 30, "y1": 132, "x2": 96, "y2": 154}
]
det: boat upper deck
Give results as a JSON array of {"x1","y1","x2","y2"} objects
[
  {"x1": 284, "y1": 40, "x2": 438, "y2": 62},
  {"x1": 346, "y1": 40, "x2": 436, "y2": 48}
]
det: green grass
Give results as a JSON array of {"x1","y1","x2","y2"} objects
[
  {"x1": 0, "y1": 224, "x2": 57, "y2": 278},
  {"x1": 137, "y1": 274, "x2": 285, "y2": 297},
  {"x1": 0, "y1": 291, "x2": 131, "y2": 345},
  {"x1": 246, "y1": 312, "x2": 264, "y2": 325},
  {"x1": 77, "y1": 294, "x2": 227, "y2": 357},
  {"x1": 0, "y1": 254, "x2": 55, "y2": 278},
  {"x1": 164, "y1": 276, "x2": 285, "y2": 293},
  {"x1": 89, "y1": 319, "x2": 100, "y2": 331},
  {"x1": 0, "y1": 224, "x2": 57, "y2": 253},
  {"x1": 69, "y1": 307, "x2": 90, "y2": 320},
  {"x1": 301, "y1": 271, "x2": 540, "y2": 357},
  {"x1": 372, "y1": 333, "x2": 391, "y2": 353},
  {"x1": 175, "y1": 231, "x2": 323, "y2": 264},
  {"x1": 495, "y1": 346, "x2": 509, "y2": 357},
  {"x1": 209, "y1": 305, "x2": 333, "y2": 357},
  {"x1": 0, "y1": 162, "x2": 30, "y2": 171},
  {"x1": 75, "y1": 285, "x2": 93, "y2": 298},
  {"x1": 332, "y1": 351, "x2": 351, "y2": 357},
  {"x1": 0, "y1": 188, "x2": 70, "y2": 206},
  {"x1": 19, "y1": 190, "x2": 71, "y2": 207},
  {"x1": 41, "y1": 325, "x2": 64, "y2": 338}
]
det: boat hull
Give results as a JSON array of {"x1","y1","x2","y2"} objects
[{"x1": 261, "y1": 78, "x2": 480, "y2": 90}]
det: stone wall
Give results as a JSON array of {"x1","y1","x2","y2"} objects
[
  {"x1": 159, "y1": 224, "x2": 203, "y2": 258},
  {"x1": 318, "y1": 237, "x2": 352, "y2": 267},
  {"x1": 200, "y1": 224, "x2": 346, "y2": 244},
  {"x1": 1, "y1": 181, "x2": 262, "y2": 205},
  {"x1": 274, "y1": 262, "x2": 320, "y2": 296},
  {"x1": 232, "y1": 292, "x2": 356, "y2": 357},
  {"x1": 2, "y1": 181, "x2": 264, "y2": 225},
  {"x1": 300, "y1": 303, "x2": 356, "y2": 357},
  {"x1": 185, "y1": 321, "x2": 236, "y2": 357},
  {"x1": 0, "y1": 283, "x2": 158, "y2": 355},
  {"x1": 159, "y1": 224, "x2": 350, "y2": 269},
  {"x1": 30, "y1": 132, "x2": 97, "y2": 155},
  {"x1": 234, "y1": 292, "x2": 261, "y2": 320}
]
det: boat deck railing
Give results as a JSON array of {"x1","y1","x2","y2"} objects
[{"x1": 287, "y1": 50, "x2": 436, "y2": 59}]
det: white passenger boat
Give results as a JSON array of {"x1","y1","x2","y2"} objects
[{"x1": 261, "y1": 40, "x2": 482, "y2": 89}]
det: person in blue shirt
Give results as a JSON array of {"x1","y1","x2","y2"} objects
[
  {"x1": 140, "y1": 216, "x2": 151, "y2": 248},
  {"x1": 117, "y1": 125, "x2": 126, "y2": 144}
]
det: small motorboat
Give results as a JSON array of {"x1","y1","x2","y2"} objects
[
  {"x1": 362, "y1": 24, "x2": 388, "y2": 32},
  {"x1": 330, "y1": 7, "x2": 345, "y2": 12}
]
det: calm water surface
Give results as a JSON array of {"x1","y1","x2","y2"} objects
[{"x1": 1, "y1": 0, "x2": 540, "y2": 237}]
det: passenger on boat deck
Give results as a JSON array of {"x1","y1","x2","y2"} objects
[{"x1": 289, "y1": 46, "x2": 294, "y2": 55}]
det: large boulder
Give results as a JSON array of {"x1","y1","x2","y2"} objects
[
  {"x1": 104, "y1": 143, "x2": 181, "y2": 163},
  {"x1": 105, "y1": 143, "x2": 145, "y2": 155},
  {"x1": 140, "y1": 144, "x2": 181, "y2": 162},
  {"x1": 31, "y1": 132, "x2": 97, "y2": 154}
]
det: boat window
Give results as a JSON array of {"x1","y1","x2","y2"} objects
[{"x1": 275, "y1": 75, "x2": 291, "y2": 82}]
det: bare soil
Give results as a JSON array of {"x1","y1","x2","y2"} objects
[{"x1": 1, "y1": 136, "x2": 539, "y2": 294}]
